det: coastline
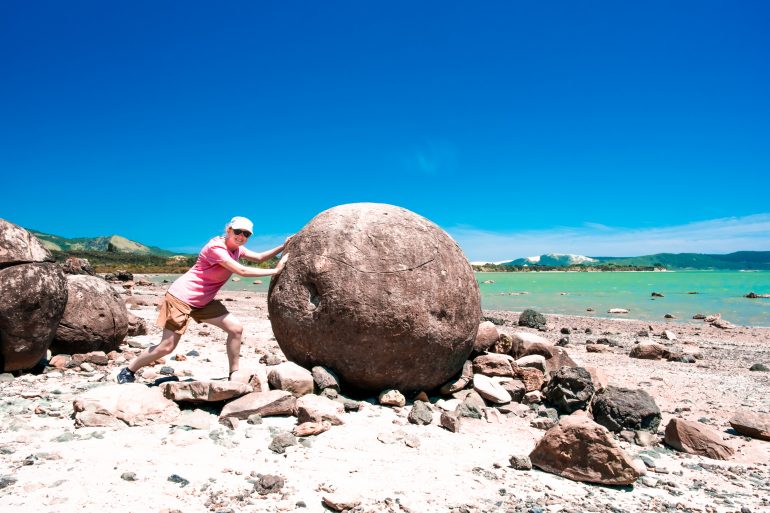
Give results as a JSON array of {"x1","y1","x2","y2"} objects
[{"x1": 1, "y1": 283, "x2": 769, "y2": 512}]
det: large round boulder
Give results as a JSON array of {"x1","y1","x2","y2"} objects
[
  {"x1": 0, "y1": 219, "x2": 68, "y2": 372},
  {"x1": 591, "y1": 386, "x2": 662, "y2": 433},
  {"x1": 52, "y1": 274, "x2": 129, "y2": 354},
  {"x1": 268, "y1": 203, "x2": 480, "y2": 393}
]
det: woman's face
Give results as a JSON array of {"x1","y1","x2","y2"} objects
[{"x1": 226, "y1": 227, "x2": 251, "y2": 247}]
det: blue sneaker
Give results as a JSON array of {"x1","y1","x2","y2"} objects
[{"x1": 116, "y1": 367, "x2": 136, "y2": 384}]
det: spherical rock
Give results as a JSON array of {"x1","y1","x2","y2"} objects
[
  {"x1": 0, "y1": 219, "x2": 68, "y2": 372},
  {"x1": 267, "y1": 203, "x2": 480, "y2": 393},
  {"x1": 0, "y1": 263, "x2": 68, "y2": 371},
  {"x1": 51, "y1": 274, "x2": 129, "y2": 354}
]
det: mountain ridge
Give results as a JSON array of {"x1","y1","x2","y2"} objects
[
  {"x1": 29, "y1": 230, "x2": 180, "y2": 257},
  {"x1": 496, "y1": 251, "x2": 770, "y2": 270}
]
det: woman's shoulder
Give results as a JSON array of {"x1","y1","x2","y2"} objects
[{"x1": 202, "y1": 236, "x2": 226, "y2": 250}]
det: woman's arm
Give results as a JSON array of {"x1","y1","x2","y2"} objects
[
  {"x1": 218, "y1": 253, "x2": 289, "y2": 277},
  {"x1": 241, "y1": 236, "x2": 293, "y2": 263}
]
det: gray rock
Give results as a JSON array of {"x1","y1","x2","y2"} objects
[
  {"x1": 254, "y1": 474, "x2": 285, "y2": 495},
  {"x1": 408, "y1": 400, "x2": 433, "y2": 425},
  {"x1": 311, "y1": 366, "x2": 340, "y2": 391},
  {"x1": 0, "y1": 475, "x2": 18, "y2": 489},
  {"x1": 518, "y1": 309, "x2": 546, "y2": 329},
  {"x1": 543, "y1": 367, "x2": 595, "y2": 414},
  {"x1": 269, "y1": 431, "x2": 298, "y2": 453},
  {"x1": 509, "y1": 455, "x2": 532, "y2": 470},
  {"x1": 749, "y1": 363, "x2": 769, "y2": 372},
  {"x1": 121, "y1": 472, "x2": 137, "y2": 481}
]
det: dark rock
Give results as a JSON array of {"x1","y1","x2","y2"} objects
[
  {"x1": 167, "y1": 474, "x2": 189, "y2": 487},
  {"x1": 651, "y1": 292, "x2": 664, "y2": 297},
  {"x1": 664, "y1": 314, "x2": 675, "y2": 319},
  {"x1": 267, "y1": 203, "x2": 480, "y2": 393},
  {"x1": 121, "y1": 472, "x2": 137, "y2": 481},
  {"x1": 186, "y1": 350, "x2": 200, "y2": 357},
  {"x1": 692, "y1": 313, "x2": 706, "y2": 320},
  {"x1": 0, "y1": 475, "x2": 17, "y2": 489},
  {"x1": 51, "y1": 274, "x2": 129, "y2": 354},
  {"x1": 456, "y1": 391, "x2": 485, "y2": 419},
  {"x1": 637, "y1": 330, "x2": 650, "y2": 337},
  {"x1": 159, "y1": 366, "x2": 175, "y2": 375},
  {"x1": 665, "y1": 353, "x2": 696, "y2": 363},
  {"x1": 408, "y1": 400, "x2": 433, "y2": 425},
  {"x1": 560, "y1": 327, "x2": 571, "y2": 335},
  {"x1": 543, "y1": 367, "x2": 595, "y2": 414},
  {"x1": 556, "y1": 337, "x2": 569, "y2": 346},
  {"x1": 106, "y1": 270, "x2": 133, "y2": 282},
  {"x1": 518, "y1": 309, "x2": 546, "y2": 329},
  {"x1": 595, "y1": 337, "x2": 619, "y2": 347},
  {"x1": 254, "y1": 474, "x2": 285, "y2": 495},
  {"x1": 584, "y1": 328, "x2": 593, "y2": 335},
  {"x1": 591, "y1": 386, "x2": 662, "y2": 433},
  {"x1": 440, "y1": 411, "x2": 461, "y2": 432},
  {"x1": 269, "y1": 431, "x2": 298, "y2": 454},
  {"x1": 0, "y1": 262, "x2": 68, "y2": 372},
  {"x1": 749, "y1": 363, "x2": 769, "y2": 372},
  {"x1": 501, "y1": 380, "x2": 526, "y2": 402},
  {"x1": 482, "y1": 316, "x2": 506, "y2": 326}
]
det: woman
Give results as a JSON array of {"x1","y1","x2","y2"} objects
[{"x1": 117, "y1": 216, "x2": 290, "y2": 384}]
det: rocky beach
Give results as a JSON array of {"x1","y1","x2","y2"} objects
[{"x1": 1, "y1": 279, "x2": 769, "y2": 513}]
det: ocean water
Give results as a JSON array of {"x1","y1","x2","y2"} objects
[{"x1": 147, "y1": 270, "x2": 770, "y2": 327}]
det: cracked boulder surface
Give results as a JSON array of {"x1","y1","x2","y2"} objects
[
  {"x1": 0, "y1": 219, "x2": 68, "y2": 372},
  {"x1": 268, "y1": 203, "x2": 480, "y2": 393},
  {"x1": 51, "y1": 274, "x2": 129, "y2": 354}
]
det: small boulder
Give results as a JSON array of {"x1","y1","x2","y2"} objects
[
  {"x1": 514, "y1": 366, "x2": 545, "y2": 392},
  {"x1": 61, "y1": 257, "x2": 95, "y2": 276},
  {"x1": 408, "y1": 400, "x2": 433, "y2": 425},
  {"x1": 591, "y1": 386, "x2": 661, "y2": 433},
  {"x1": 439, "y1": 360, "x2": 472, "y2": 395},
  {"x1": 472, "y1": 374, "x2": 510, "y2": 404},
  {"x1": 629, "y1": 342, "x2": 667, "y2": 360},
  {"x1": 219, "y1": 390, "x2": 297, "y2": 420},
  {"x1": 518, "y1": 309, "x2": 546, "y2": 329},
  {"x1": 379, "y1": 389, "x2": 406, "y2": 407},
  {"x1": 473, "y1": 321, "x2": 499, "y2": 353},
  {"x1": 73, "y1": 384, "x2": 180, "y2": 427},
  {"x1": 514, "y1": 354, "x2": 547, "y2": 373},
  {"x1": 543, "y1": 367, "x2": 595, "y2": 414},
  {"x1": 607, "y1": 308, "x2": 629, "y2": 314},
  {"x1": 296, "y1": 394, "x2": 345, "y2": 425},
  {"x1": 267, "y1": 362, "x2": 314, "y2": 396},
  {"x1": 729, "y1": 411, "x2": 770, "y2": 441},
  {"x1": 529, "y1": 414, "x2": 643, "y2": 485},
  {"x1": 127, "y1": 313, "x2": 148, "y2": 336},
  {"x1": 311, "y1": 366, "x2": 340, "y2": 391},
  {"x1": 664, "y1": 418, "x2": 735, "y2": 460},
  {"x1": 160, "y1": 381, "x2": 253, "y2": 403},
  {"x1": 749, "y1": 363, "x2": 769, "y2": 372},
  {"x1": 472, "y1": 353, "x2": 514, "y2": 377}
]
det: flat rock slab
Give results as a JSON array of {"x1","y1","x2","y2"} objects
[
  {"x1": 73, "y1": 384, "x2": 180, "y2": 427},
  {"x1": 664, "y1": 418, "x2": 735, "y2": 460},
  {"x1": 160, "y1": 380, "x2": 253, "y2": 403},
  {"x1": 529, "y1": 414, "x2": 643, "y2": 485},
  {"x1": 730, "y1": 411, "x2": 770, "y2": 441},
  {"x1": 219, "y1": 390, "x2": 297, "y2": 420}
]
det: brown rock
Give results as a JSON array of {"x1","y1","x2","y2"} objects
[
  {"x1": 267, "y1": 361, "x2": 314, "y2": 396},
  {"x1": 61, "y1": 257, "x2": 95, "y2": 276},
  {"x1": 296, "y1": 394, "x2": 345, "y2": 425},
  {"x1": 0, "y1": 218, "x2": 53, "y2": 265},
  {"x1": 629, "y1": 342, "x2": 667, "y2": 360},
  {"x1": 440, "y1": 411, "x2": 461, "y2": 432},
  {"x1": 584, "y1": 366, "x2": 609, "y2": 391},
  {"x1": 529, "y1": 414, "x2": 643, "y2": 485},
  {"x1": 127, "y1": 312, "x2": 148, "y2": 336},
  {"x1": 49, "y1": 354, "x2": 70, "y2": 369},
  {"x1": 472, "y1": 353, "x2": 514, "y2": 377},
  {"x1": 219, "y1": 390, "x2": 297, "y2": 420},
  {"x1": 293, "y1": 421, "x2": 332, "y2": 437},
  {"x1": 514, "y1": 366, "x2": 545, "y2": 392},
  {"x1": 664, "y1": 418, "x2": 735, "y2": 460},
  {"x1": 586, "y1": 344, "x2": 613, "y2": 353},
  {"x1": 267, "y1": 203, "x2": 481, "y2": 393},
  {"x1": 160, "y1": 381, "x2": 253, "y2": 403},
  {"x1": 73, "y1": 384, "x2": 180, "y2": 427},
  {"x1": 509, "y1": 332, "x2": 553, "y2": 359},
  {"x1": 492, "y1": 332, "x2": 513, "y2": 354},
  {"x1": 322, "y1": 493, "x2": 362, "y2": 512},
  {"x1": 729, "y1": 410, "x2": 770, "y2": 441},
  {"x1": 473, "y1": 321, "x2": 499, "y2": 353},
  {"x1": 51, "y1": 274, "x2": 129, "y2": 354}
]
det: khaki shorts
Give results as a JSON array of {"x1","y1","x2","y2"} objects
[{"x1": 155, "y1": 293, "x2": 229, "y2": 335}]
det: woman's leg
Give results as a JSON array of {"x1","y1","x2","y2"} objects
[
  {"x1": 201, "y1": 313, "x2": 244, "y2": 375},
  {"x1": 127, "y1": 328, "x2": 183, "y2": 373}
]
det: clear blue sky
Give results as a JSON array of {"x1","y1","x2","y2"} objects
[{"x1": 2, "y1": 1, "x2": 769, "y2": 259}]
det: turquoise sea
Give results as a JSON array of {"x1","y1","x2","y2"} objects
[{"x1": 147, "y1": 270, "x2": 770, "y2": 327}]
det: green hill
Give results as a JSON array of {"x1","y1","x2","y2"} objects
[
  {"x1": 29, "y1": 230, "x2": 175, "y2": 256},
  {"x1": 593, "y1": 251, "x2": 770, "y2": 270}
]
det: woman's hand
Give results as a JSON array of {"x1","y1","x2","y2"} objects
[
  {"x1": 280, "y1": 235, "x2": 294, "y2": 252},
  {"x1": 274, "y1": 253, "x2": 290, "y2": 275}
]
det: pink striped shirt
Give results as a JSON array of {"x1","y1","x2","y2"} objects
[{"x1": 167, "y1": 236, "x2": 243, "y2": 308}]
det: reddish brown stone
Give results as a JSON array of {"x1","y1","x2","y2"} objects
[
  {"x1": 514, "y1": 366, "x2": 545, "y2": 392},
  {"x1": 729, "y1": 410, "x2": 770, "y2": 441},
  {"x1": 268, "y1": 203, "x2": 480, "y2": 393},
  {"x1": 664, "y1": 418, "x2": 735, "y2": 460}
]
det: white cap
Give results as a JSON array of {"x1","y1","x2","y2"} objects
[{"x1": 228, "y1": 216, "x2": 253, "y2": 233}]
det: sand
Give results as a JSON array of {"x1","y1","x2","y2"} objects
[{"x1": 1, "y1": 281, "x2": 769, "y2": 513}]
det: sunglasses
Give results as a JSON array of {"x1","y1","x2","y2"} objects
[{"x1": 232, "y1": 229, "x2": 252, "y2": 238}]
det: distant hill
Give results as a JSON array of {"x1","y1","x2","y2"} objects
[
  {"x1": 592, "y1": 251, "x2": 770, "y2": 270},
  {"x1": 29, "y1": 230, "x2": 175, "y2": 257},
  {"x1": 495, "y1": 251, "x2": 770, "y2": 270}
]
